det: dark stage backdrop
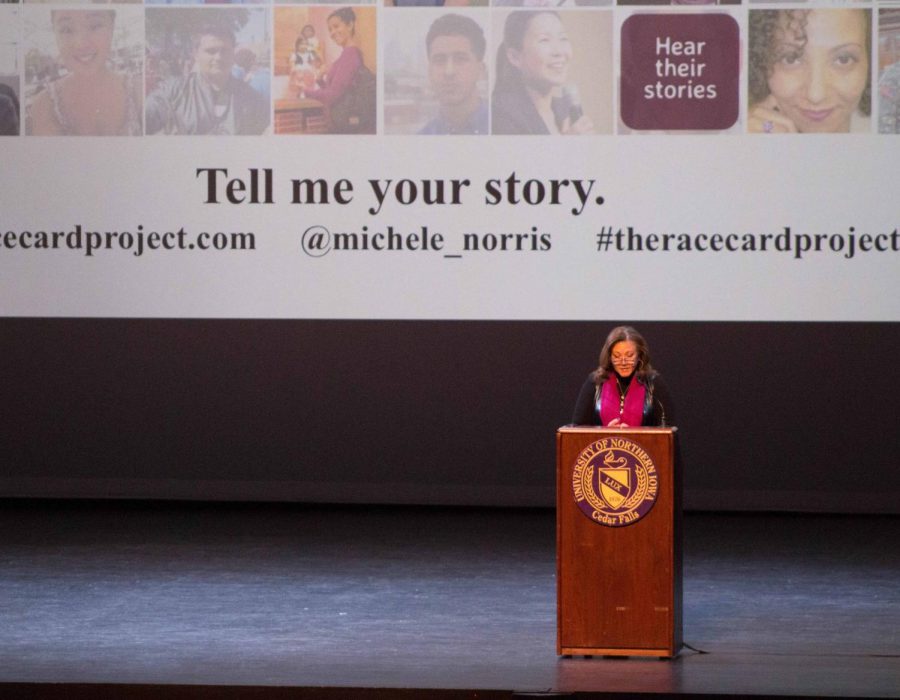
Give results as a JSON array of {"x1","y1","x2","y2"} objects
[{"x1": 1, "y1": 319, "x2": 896, "y2": 513}]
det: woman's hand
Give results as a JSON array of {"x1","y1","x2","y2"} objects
[
  {"x1": 562, "y1": 114, "x2": 595, "y2": 135},
  {"x1": 748, "y1": 95, "x2": 797, "y2": 133},
  {"x1": 607, "y1": 418, "x2": 629, "y2": 428}
]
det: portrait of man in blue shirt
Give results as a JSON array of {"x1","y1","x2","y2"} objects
[{"x1": 420, "y1": 14, "x2": 488, "y2": 135}]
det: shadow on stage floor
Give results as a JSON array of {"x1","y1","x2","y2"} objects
[{"x1": 0, "y1": 501, "x2": 898, "y2": 699}]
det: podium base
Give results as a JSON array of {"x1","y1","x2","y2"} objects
[{"x1": 559, "y1": 646, "x2": 680, "y2": 659}]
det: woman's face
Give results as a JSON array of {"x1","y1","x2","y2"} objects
[
  {"x1": 610, "y1": 340, "x2": 638, "y2": 378},
  {"x1": 507, "y1": 13, "x2": 572, "y2": 90},
  {"x1": 52, "y1": 10, "x2": 115, "y2": 76},
  {"x1": 767, "y1": 9, "x2": 868, "y2": 133},
  {"x1": 327, "y1": 17, "x2": 353, "y2": 48}
]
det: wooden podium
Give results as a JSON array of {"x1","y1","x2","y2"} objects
[{"x1": 557, "y1": 427, "x2": 682, "y2": 658}]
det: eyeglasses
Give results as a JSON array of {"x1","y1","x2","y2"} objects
[{"x1": 611, "y1": 354, "x2": 637, "y2": 365}]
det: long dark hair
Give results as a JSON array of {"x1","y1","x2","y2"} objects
[
  {"x1": 493, "y1": 11, "x2": 558, "y2": 97},
  {"x1": 593, "y1": 325, "x2": 656, "y2": 388}
]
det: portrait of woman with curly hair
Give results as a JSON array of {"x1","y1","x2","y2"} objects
[{"x1": 748, "y1": 8, "x2": 871, "y2": 134}]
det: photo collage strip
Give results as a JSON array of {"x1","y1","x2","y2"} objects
[{"x1": 1, "y1": 0, "x2": 899, "y2": 136}]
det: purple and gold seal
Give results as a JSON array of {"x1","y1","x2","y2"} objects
[{"x1": 572, "y1": 437, "x2": 659, "y2": 527}]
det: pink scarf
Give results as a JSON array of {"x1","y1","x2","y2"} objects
[{"x1": 599, "y1": 375, "x2": 646, "y2": 426}]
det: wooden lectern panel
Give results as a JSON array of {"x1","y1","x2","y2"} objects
[{"x1": 557, "y1": 427, "x2": 681, "y2": 657}]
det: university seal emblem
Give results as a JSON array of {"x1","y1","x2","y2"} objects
[{"x1": 572, "y1": 437, "x2": 659, "y2": 527}]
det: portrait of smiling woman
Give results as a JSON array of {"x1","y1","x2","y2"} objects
[
  {"x1": 305, "y1": 7, "x2": 377, "y2": 134},
  {"x1": 491, "y1": 10, "x2": 611, "y2": 135},
  {"x1": 27, "y1": 8, "x2": 142, "y2": 136},
  {"x1": 748, "y1": 8, "x2": 871, "y2": 134}
]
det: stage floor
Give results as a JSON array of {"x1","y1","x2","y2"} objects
[{"x1": 0, "y1": 502, "x2": 898, "y2": 698}]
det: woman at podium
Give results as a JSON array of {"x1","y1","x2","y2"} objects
[{"x1": 571, "y1": 326, "x2": 674, "y2": 427}]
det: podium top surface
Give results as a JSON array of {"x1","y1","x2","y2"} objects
[{"x1": 558, "y1": 425, "x2": 677, "y2": 435}]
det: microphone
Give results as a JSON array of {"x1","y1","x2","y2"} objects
[{"x1": 564, "y1": 84, "x2": 584, "y2": 123}]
